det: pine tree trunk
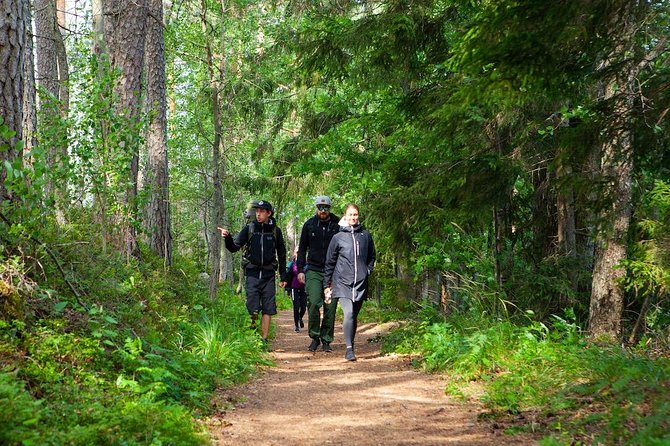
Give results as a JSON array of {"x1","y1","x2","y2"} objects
[
  {"x1": 103, "y1": 0, "x2": 148, "y2": 260},
  {"x1": 144, "y1": 0, "x2": 172, "y2": 266},
  {"x1": 0, "y1": 0, "x2": 26, "y2": 203}
]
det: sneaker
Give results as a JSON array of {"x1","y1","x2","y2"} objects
[
  {"x1": 308, "y1": 338, "x2": 320, "y2": 352},
  {"x1": 294, "y1": 325, "x2": 300, "y2": 333},
  {"x1": 345, "y1": 348, "x2": 356, "y2": 361},
  {"x1": 322, "y1": 342, "x2": 333, "y2": 353},
  {"x1": 299, "y1": 319, "x2": 304, "y2": 328}
]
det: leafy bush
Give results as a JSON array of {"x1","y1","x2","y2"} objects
[{"x1": 0, "y1": 245, "x2": 270, "y2": 445}]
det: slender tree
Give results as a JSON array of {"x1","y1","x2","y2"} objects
[
  {"x1": 144, "y1": 0, "x2": 172, "y2": 265},
  {"x1": 199, "y1": 0, "x2": 227, "y2": 300},
  {"x1": 22, "y1": 0, "x2": 37, "y2": 155}
]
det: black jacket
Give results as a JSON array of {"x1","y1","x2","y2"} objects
[
  {"x1": 296, "y1": 213, "x2": 340, "y2": 273},
  {"x1": 224, "y1": 218, "x2": 288, "y2": 281},
  {"x1": 323, "y1": 223, "x2": 376, "y2": 301}
]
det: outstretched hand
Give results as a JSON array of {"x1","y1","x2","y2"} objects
[{"x1": 217, "y1": 227, "x2": 229, "y2": 237}]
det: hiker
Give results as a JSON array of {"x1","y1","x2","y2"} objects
[
  {"x1": 218, "y1": 200, "x2": 287, "y2": 350},
  {"x1": 296, "y1": 196, "x2": 341, "y2": 352},
  {"x1": 285, "y1": 248, "x2": 307, "y2": 332},
  {"x1": 323, "y1": 203, "x2": 376, "y2": 361}
]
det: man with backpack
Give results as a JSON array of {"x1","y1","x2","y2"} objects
[
  {"x1": 296, "y1": 196, "x2": 340, "y2": 352},
  {"x1": 218, "y1": 200, "x2": 287, "y2": 350}
]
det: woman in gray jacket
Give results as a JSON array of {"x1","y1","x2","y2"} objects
[{"x1": 323, "y1": 204, "x2": 376, "y2": 361}]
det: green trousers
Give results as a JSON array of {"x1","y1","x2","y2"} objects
[{"x1": 306, "y1": 270, "x2": 338, "y2": 343}]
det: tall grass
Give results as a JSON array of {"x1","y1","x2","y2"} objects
[{"x1": 382, "y1": 306, "x2": 670, "y2": 444}]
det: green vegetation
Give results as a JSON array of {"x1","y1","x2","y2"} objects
[
  {"x1": 0, "y1": 238, "x2": 270, "y2": 445},
  {"x1": 2, "y1": 0, "x2": 669, "y2": 444},
  {"x1": 381, "y1": 301, "x2": 670, "y2": 445}
]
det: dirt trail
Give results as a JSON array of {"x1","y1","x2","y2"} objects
[{"x1": 208, "y1": 310, "x2": 537, "y2": 445}]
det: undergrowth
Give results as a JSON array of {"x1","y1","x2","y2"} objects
[
  {"x1": 381, "y1": 301, "x2": 670, "y2": 445},
  {"x1": 0, "y1": 241, "x2": 271, "y2": 445}
]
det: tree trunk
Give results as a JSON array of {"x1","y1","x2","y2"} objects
[
  {"x1": 0, "y1": 0, "x2": 26, "y2": 203},
  {"x1": 22, "y1": 0, "x2": 37, "y2": 155},
  {"x1": 556, "y1": 158, "x2": 578, "y2": 305},
  {"x1": 55, "y1": 0, "x2": 68, "y2": 113},
  {"x1": 144, "y1": 0, "x2": 172, "y2": 266},
  {"x1": 35, "y1": 0, "x2": 68, "y2": 221},
  {"x1": 103, "y1": 0, "x2": 148, "y2": 260},
  {"x1": 588, "y1": 5, "x2": 637, "y2": 341},
  {"x1": 202, "y1": 0, "x2": 227, "y2": 300}
]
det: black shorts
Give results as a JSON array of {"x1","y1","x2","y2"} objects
[{"x1": 245, "y1": 272, "x2": 277, "y2": 315}]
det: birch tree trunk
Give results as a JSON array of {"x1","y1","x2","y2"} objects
[{"x1": 144, "y1": 0, "x2": 172, "y2": 265}]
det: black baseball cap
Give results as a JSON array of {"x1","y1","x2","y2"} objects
[{"x1": 252, "y1": 200, "x2": 273, "y2": 213}]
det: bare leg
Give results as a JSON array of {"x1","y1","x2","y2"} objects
[{"x1": 261, "y1": 314, "x2": 271, "y2": 340}]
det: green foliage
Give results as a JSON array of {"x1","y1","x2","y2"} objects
[
  {"x1": 0, "y1": 371, "x2": 42, "y2": 445},
  {"x1": 382, "y1": 302, "x2": 670, "y2": 444},
  {"x1": 0, "y1": 228, "x2": 270, "y2": 445}
]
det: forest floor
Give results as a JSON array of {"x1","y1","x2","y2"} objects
[{"x1": 207, "y1": 310, "x2": 539, "y2": 445}]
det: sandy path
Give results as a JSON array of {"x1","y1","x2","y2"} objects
[{"x1": 208, "y1": 310, "x2": 537, "y2": 445}]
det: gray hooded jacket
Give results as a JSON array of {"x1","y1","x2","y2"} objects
[{"x1": 323, "y1": 223, "x2": 376, "y2": 301}]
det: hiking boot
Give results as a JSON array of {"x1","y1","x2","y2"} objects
[
  {"x1": 345, "y1": 348, "x2": 356, "y2": 361},
  {"x1": 322, "y1": 342, "x2": 332, "y2": 353},
  {"x1": 308, "y1": 338, "x2": 320, "y2": 352},
  {"x1": 294, "y1": 325, "x2": 300, "y2": 333}
]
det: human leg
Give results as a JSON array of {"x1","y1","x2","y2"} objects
[
  {"x1": 305, "y1": 270, "x2": 324, "y2": 340},
  {"x1": 261, "y1": 314, "x2": 272, "y2": 340},
  {"x1": 350, "y1": 299, "x2": 364, "y2": 345},
  {"x1": 291, "y1": 290, "x2": 301, "y2": 330},
  {"x1": 321, "y1": 298, "x2": 338, "y2": 344},
  {"x1": 340, "y1": 297, "x2": 355, "y2": 349},
  {"x1": 298, "y1": 289, "x2": 307, "y2": 326},
  {"x1": 245, "y1": 275, "x2": 262, "y2": 329},
  {"x1": 257, "y1": 273, "x2": 277, "y2": 341}
]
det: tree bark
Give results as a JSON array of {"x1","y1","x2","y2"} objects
[
  {"x1": 103, "y1": 0, "x2": 148, "y2": 260},
  {"x1": 144, "y1": 0, "x2": 172, "y2": 266},
  {"x1": 201, "y1": 0, "x2": 228, "y2": 300},
  {"x1": 0, "y1": 0, "x2": 26, "y2": 203},
  {"x1": 22, "y1": 0, "x2": 37, "y2": 155},
  {"x1": 587, "y1": 5, "x2": 658, "y2": 340},
  {"x1": 35, "y1": 0, "x2": 68, "y2": 220}
]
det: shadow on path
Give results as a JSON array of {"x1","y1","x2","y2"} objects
[{"x1": 208, "y1": 310, "x2": 537, "y2": 446}]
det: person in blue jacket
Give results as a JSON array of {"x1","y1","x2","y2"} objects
[{"x1": 323, "y1": 203, "x2": 376, "y2": 361}]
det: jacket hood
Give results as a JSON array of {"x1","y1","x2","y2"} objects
[{"x1": 338, "y1": 219, "x2": 363, "y2": 233}]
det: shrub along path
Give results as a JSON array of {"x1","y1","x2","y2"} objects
[{"x1": 208, "y1": 310, "x2": 537, "y2": 445}]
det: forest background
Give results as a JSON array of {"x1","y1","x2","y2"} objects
[{"x1": 1, "y1": 0, "x2": 669, "y2": 444}]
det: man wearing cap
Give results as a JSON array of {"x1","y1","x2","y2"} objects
[
  {"x1": 297, "y1": 196, "x2": 341, "y2": 352},
  {"x1": 218, "y1": 200, "x2": 287, "y2": 349}
]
